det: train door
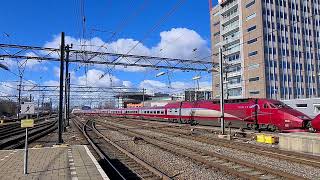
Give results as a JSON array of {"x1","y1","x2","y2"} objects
[
  {"x1": 265, "y1": 103, "x2": 281, "y2": 131},
  {"x1": 261, "y1": 103, "x2": 272, "y2": 127}
]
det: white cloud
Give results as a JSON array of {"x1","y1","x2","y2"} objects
[
  {"x1": 139, "y1": 79, "x2": 212, "y2": 94},
  {"x1": 76, "y1": 69, "x2": 121, "y2": 87},
  {"x1": 0, "y1": 82, "x2": 15, "y2": 96},
  {"x1": 43, "y1": 27, "x2": 210, "y2": 72},
  {"x1": 152, "y1": 28, "x2": 210, "y2": 59},
  {"x1": 2, "y1": 53, "x2": 48, "y2": 72},
  {"x1": 44, "y1": 80, "x2": 59, "y2": 86},
  {"x1": 122, "y1": 81, "x2": 132, "y2": 88}
]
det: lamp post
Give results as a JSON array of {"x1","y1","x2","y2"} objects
[
  {"x1": 0, "y1": 63, "x2": 9, "y2": 71},
  {"x1": 192, "y1": 75, "x2": 201, "y2": 101}
]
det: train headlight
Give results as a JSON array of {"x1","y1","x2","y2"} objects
[{"x1": 284, "y1": 119, "x2": 291, "y2": 128}]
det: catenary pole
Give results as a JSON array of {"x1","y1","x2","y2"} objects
[
  {"x1": 58, "y1": 32, "x2": 65, "y2": 143},
  {"x1": 67, "y1": 72, "x2": 71, "y2": 126},
  {"x1": 219, "y1": 48, "x2": 225, "y2": 135},
  {"x1": 64, "y1": 45, "x2": 70, "y2": 128}
]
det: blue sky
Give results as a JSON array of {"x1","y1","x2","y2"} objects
[{"x1": 0, "y1": 0, "x2": 218, "y2": 97}]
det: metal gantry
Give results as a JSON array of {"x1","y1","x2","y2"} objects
[
  {"x1": 0, "y1": 32, "x2": 218, "y2": 143},
  {"x1": 0, "y1": 44, "x2": 214, "y2": 72}
]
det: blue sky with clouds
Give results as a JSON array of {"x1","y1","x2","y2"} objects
[{"x1": 0, "y1": 0, "x2": 218, "y2": 97}]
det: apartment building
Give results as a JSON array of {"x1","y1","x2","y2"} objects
[{"x1": 210, "y1": 0, "x2": 320, "y2": 100}]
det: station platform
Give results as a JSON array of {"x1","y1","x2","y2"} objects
[{"x1": 0, "y1": 145, "x2": 109, "y2": 180}]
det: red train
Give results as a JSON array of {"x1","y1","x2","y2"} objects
[
  {"x1": 311, "y1": 114, "x2": 320, "y2": 132},
  {"x1": 73, "y1": 98, "x2": 314, "y2": 132}
]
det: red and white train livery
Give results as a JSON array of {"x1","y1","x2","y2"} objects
[{"x1": 73, "y1": 98, "x2": 314, "y2": 132}]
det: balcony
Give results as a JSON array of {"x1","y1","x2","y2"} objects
[
  {"x1": 227, "y1": 70, "x2": 242, "y2": 77},
  {"x1": 220, "y1": 0, "x2": 238, "y2": 15},
  {"x1": 223, "y1": 46, "x2": 240, "y2": 55},
  {"x1": 221, "y1": 12, "x2": 239, "y2": 25},
  {"x1": 221, "y1": 22, "x2": 239, "y2": 36},
  {"x1": 221, "y1": 35, "x2": 240, "y2": 47}
]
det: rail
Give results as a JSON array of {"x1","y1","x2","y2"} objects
[
  {"x1": 0, "y1": 120, "x2": 57, "y2": 149},
  {"x1": 98, "y1": 120, "x2": 308, "y2": 180},
  {"x1": 73, "y1": 117, "x2": 170, "y2": 179},
  {"x1": 102, "y1": 116, "x2": 320, "y2": 169}
]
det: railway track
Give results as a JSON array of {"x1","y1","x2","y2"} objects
[
  {"x1": 0, "y1": 119, "x2": 57, "y2": 149},
  {"x1": 95, "y1": 119, "x2": 308, "y2": 180},
  {"x1": 101, "y1": 117, "x2": 320, "y2": 169},
  {"x1": 73, "y1": 117, "x2": 170, "y2": 180}
]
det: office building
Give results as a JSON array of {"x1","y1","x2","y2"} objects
[{"x1": 210, "y1": 0, "x2": 320, "y2": 99}]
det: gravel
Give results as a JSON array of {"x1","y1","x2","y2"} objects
[
  {"x1": 97, "y1": 127, "x2": 238, "y2": 180},
  {"x1": 133, "y1": 128, "x2": 320, "y2": 179}
]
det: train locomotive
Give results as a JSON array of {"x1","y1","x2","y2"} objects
[
  {"x1": 73, "y1": 98, "x2": 313, "y2": 132},
  {"x1": 311, "y1": 114, "x2": 320, "y2": 132}
]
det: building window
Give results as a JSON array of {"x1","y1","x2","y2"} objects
[
  {"x1": 228, "y1": 76, "x2": 241, "y2": 84},
  {"x1": 249, "y1": 77, "x2": 259, "y2": 82},
  {"x1": 246, "y1": 13, "x2": 256, "y2": 21},
  {"x1": 296, "y1": 104, "x2": 308, "y2": 108},
  {"x1": 248, "y1": 51, "x2": 258, "y2": 57},
  {"x1": 246, "y1": 0, "x2": 255, "y2": 8},
  {"x1": 249, "y1": 91, "x2": 260, "y2": 95},
  {"x1": 247, "y1": 25, "x2": 256, "y2": 32},
  {"x1": 248, "y1": 63, "x2": 259, "y2": 70},
  {"x1": 247, "y1": 38, "x2": 257, "y2": 44},
  {"x1": 214, "y1": 32, "x2": 220, "y2": 36},
  {"x1": 228, "y1": 88, "x2": 242, "y2": 96}
]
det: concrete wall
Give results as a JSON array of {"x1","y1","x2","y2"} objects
[{"x1": 279, "y1": 133, "x2": 320, "y2": 156}]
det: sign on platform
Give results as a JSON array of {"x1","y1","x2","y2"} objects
[
  {"x1": 20, "y1": 102, "x2": 35, "y2": 115},
  {"x1": 21, "y1": 119, "x2": 34, "y2": 128}
]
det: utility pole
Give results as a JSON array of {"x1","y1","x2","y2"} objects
[
  {"x1": 42, "y1": 94, "x2": 45, "y2": 113},
  {"x1": 142, "y1": 88, "x2": 145, "y2": 107},
  {"x1": 64, "y1": 45, "x2": 70, "y2": 128},
  {"x1": 58, "y1": 32, "x2": 65, "y2": 144},
  {"x1": 67, "y1": 72, "x2": 71, "y2": 126},
  {"x1": 17, "y1": 75, "x2": 22, "y2": 121},
  {"x1": 219, "y1": 48, "x2": 225, "y2": 135},
  {"x1": 37, "y1": 98, "x2": 40, "y2": 119}
]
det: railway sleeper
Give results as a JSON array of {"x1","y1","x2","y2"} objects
[{"x1": 102, "y1": 123, "x2": 307, "y2": 180}]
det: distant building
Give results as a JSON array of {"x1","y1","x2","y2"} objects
[
  {"x1": 185, "y1": 88, "x2": 212, "y2": 101},
  {"x1": 171, "y1": 92, "x2": 185, "y2": 101},
  {"x1": 115, "y1": 92, "x2": 151, "y2": 108},
  {"x1": 282, "y1": 98, "x2": 320, "y2": 118},
  {"x1": 210, "y1": 0, "x2": 320, "y2": 99},
  {"x1": 127, "y1": 103, "x2": 143, "y2": 108}
]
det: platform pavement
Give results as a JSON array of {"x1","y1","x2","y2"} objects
[{"x1": 0, "y1": 145, "x2": 109, "y2": 180}]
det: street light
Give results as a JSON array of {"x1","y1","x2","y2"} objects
[
  {"x1": 0, "y1": 63, "x2": 9, "y2": 71},
  {"x1": 156, "y1": 71, "x2": 166, "y2": 77},
  {"x1": 192, "y1": 75, "x2": 201, "y2": 101}
]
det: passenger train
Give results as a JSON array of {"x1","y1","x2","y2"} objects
[{"x1": 73, "y1": 98, "x2": 319, "y2": 132}]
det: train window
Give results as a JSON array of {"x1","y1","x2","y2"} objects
[
  {"x1": 263, "y1": 104, "x2": 269, "y2": 108},
  {"x1": 296, "y1": 104, "x2": 307, "y2": 108},
  {"x1": 157, "y1": 111, "x2": 160, "y2": 114}
]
